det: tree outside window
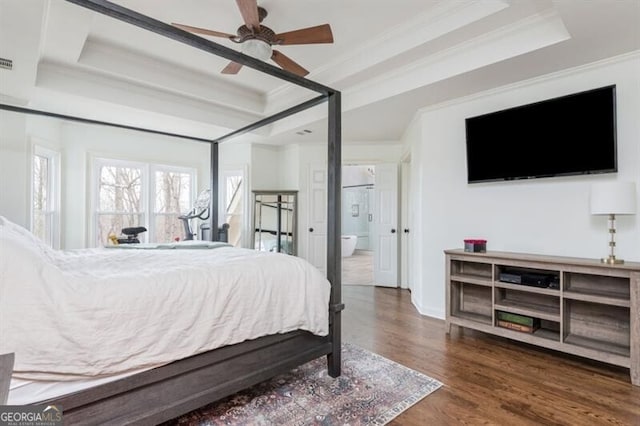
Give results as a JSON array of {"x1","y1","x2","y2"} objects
[
  {"x1": 96, "y1": 164, "x2": 144, "y2": 245},
  {"x1": 93, "y1": 158, "x2": 195, "y2": 246},
  {"x1": 154, "y1": 170, "x2": 192, "y2": 243}
]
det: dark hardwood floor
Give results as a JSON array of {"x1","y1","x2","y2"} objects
[{"x1": 342, "y1": 286, "x2": 640, "y2": 426}]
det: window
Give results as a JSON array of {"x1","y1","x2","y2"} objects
[
  {"x1": 153, "y1": 168, "x2": 192, "y2": 243},
  {"x1": 221, "y1": 169, "x2": 244, "y2": 247},
  {"x1": 95, "y1": 159, "x2": 145, "y2": 246},
  {"x1": 93, "y1": 158, "x2": 195, "y2": 246},
  {"x1": 31, "y1": 146, "x2": 60, "y2": 248}
]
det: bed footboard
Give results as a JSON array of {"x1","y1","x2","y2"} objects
[
  {"x1": 0, "y1": 353, "x2": 14, "y2": 404},
  {"x1": 44, "y1": 332, "x2": 331, "y2": 426}
]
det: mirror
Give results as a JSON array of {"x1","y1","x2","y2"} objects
[{"x1": 253, "y1": 191, "x2": 297, "y2": 255}]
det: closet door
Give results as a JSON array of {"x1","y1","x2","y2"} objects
[
  {"x1": 307, "y1": 166, "x2": 327, "y2": 274},
  {"x1": 373, "y1": 163, "x2": 399, "y2": 287}
]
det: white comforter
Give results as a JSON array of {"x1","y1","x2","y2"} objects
[{"x1": 0, "y1": 217, "x2": 330, "y2": 381}]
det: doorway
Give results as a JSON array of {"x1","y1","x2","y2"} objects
[
  {"x1": 341, "y1": 162, "x2": 400, "y2": 287},
  {"x1": 341, "y1": 165, "x2": 375, "y2": 285}
]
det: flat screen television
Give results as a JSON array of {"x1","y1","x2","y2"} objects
[{"x1": 465, "y1": 85, "x2": 617, "y2": 183}]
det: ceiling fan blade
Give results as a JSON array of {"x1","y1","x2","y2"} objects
[
  {"x1": 275, "y1": 24, "x2": 334, "y2": 45},
  {"x1": 271, "y1": 50, "x2": 309, "y2": 77},
  {"x1": 171, "y1": 23, "x2": 234, "y2": 39},
  {"x1": 235, "y1": 0, "x2": 260, "y2": 30},
  {"x1": 221, "y1": 61, "x2": 243, "y2": 74}
]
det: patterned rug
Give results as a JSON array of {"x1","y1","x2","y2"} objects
[{"x1": 167, "y1": 343, "x2": 442, "y2": 426}]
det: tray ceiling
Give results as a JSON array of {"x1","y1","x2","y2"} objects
[{"x1": 0, "y1": 0, "x2": 638, "y2": 143}]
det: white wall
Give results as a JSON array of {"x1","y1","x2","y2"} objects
[
  {"x1": 405, "y1": 54, "x2": 640, "y2": 319},
  {"x1": 401, "y1": 119, "x2": 425, "y2": 310},
  {"x1": 278, "y1": 144, "x2": 300, "y2": 190},
  {"x1": 219, "y1": 142, "x2": 251, "y2": 167},
  {"x1": 251, "y1": 144, "x2": 282, "y2": 191},
  {"x1": 0, "y1": 112, "x2": 211, "y2": 249},
  {"x1": 59, "y1": 122, "x2": 211, "y2": 248},
  {"x1": 0, "y1": 111, "x2": 30, "y2": 228}
]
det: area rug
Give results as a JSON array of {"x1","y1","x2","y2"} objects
[{"x1": 167, "y1": 343, "x2": 443, "y2": 426}]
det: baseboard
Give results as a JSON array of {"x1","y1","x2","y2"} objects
[{"x1": 410, "y1": 295, "x2": 445, "y2": 320}]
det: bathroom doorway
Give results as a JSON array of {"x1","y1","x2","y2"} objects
[{"x1": 342, "y1": 165, "x2": 375, "y2": 286}]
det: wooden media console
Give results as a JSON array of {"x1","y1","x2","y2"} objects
[{"x1": 445, "y1": 249, "x2": 639, "y2": 386}]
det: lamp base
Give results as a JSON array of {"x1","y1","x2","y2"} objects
[{"x1": 601, "y1": 256, "x2": 624, "y2": 265}]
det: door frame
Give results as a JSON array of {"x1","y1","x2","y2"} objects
[
  {"x1": 400, "y1": 152, "x2": 412, "y2": 290},
  {"x1": 342, "y1": 160, "x2": 402, "y2": 287}
]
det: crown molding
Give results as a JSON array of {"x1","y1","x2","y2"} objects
[
  {"x1": 41, "y1": 0, "x2": 93, "y2": 64},
  {"x1": 0, "y1": 95, "x2": 28, "y2": 106},
  {"x1": 413, "y1": 49, "x2": 640, "y2": 116},
  {"x1": 268, "y1": 7, "x2": 569, "y2": 138},
  {"x1": 78, "y1": 38, "x2": 266, "y2": 114},
  {"x1": 34, "y1": 60, "x2": 265, "y2": 134},
  {"x1": 344, "y1": 7, "x2": 569, "y2": 110},
  {"x1": 37, "y1": 0, "x2": 52, "y2": 62},
  {"x1": 264, "y1": 0, "x2": 509, "y2": 113}
]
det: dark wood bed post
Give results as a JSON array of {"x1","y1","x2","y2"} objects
[
  {"x1": 327, "y1": 91, "x2": 343, "y2": 377},
  {"x1": 210, "y1": 141, "x2": 219, "y2": 242}
]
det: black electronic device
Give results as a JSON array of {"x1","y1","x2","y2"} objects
[
  {"x1": 548, "y1": 275, "x2": 560, "y2": 289},
  {"x1": 499, "y1": 268, "x2": 559, "y2": 289},
  {"x1": 465, "y1": 85, "x2": 617, "y2": 183},
  {"x1": 117, "y1": 226, "x2": 147, "y2": 244}
]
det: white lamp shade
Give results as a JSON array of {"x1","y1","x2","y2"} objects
[
  {"x1": 590, "y1": 181, "x2": 637, "y2": 215},
  {"x1": 241, "y1": 39, "x2": 273, "y2": 62}
]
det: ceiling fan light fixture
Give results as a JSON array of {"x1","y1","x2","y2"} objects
[
  {"x1": 174, "y1": 3, "x2": 333, "y2": 76},
  {"x1": 241, "y1": 39, "x2": 273, "y2": 62}
]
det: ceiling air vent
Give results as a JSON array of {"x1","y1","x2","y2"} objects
[{"x1": 0, "y1": 58, "x2": 13, "y2": 70}]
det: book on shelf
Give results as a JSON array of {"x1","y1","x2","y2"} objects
[
  {"x1": 497, "y1": 311, "x2": 540, "y2": 328},
  {"x1": 497, "y1": 319, "x2": 538, "y2": 333}
]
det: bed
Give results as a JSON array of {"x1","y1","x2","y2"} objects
[
  {"x1": 0, "y1": 0, "x2": 343, "y2": 423},
  {"x1": 1, "y1": 216, "x2": 331, "y2": 417}
]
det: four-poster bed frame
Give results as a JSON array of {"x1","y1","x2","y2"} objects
[{"x1": 0, "y1": 0, "x2": 342, "y2": 423}]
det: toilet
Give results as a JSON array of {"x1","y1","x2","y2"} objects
[{"x1": 341, "y1": 235, "x2": 358, "y2": 257}]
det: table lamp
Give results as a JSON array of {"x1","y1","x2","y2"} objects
[{"x1": 590, "y1": 181, "x2": 637, "y2": 264}]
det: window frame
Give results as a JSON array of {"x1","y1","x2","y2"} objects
[
  {"x1": 220, "y1": 166, "x2": 249, "y2": 248},
  {"x1": 31, "y1": 144, "x2": 61, "y2": 249},
  {"x1": 91, "y1": 157, "x2": 196, "y2": 246}
]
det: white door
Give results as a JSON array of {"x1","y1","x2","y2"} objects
[
  {"x1": 307, "y1": 165, "x2": 327, "y2": 274},
  {"x1": 373, "y1": 163, "x2": 399, "y2": 287}
]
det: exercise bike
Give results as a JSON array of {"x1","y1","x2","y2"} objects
[
  {"x1": 179, "y1": 189, "x2": 211, "y2": 241},
  {"x1": 179, "y1": 189, "x2": 230, "y2": 242}
]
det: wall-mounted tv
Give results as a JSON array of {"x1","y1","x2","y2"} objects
[{"x1": 465, "y1": 85, "x2": 617, "y2": 183}]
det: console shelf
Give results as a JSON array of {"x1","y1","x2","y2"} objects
[
  {"x1": 494, "y1": 301, "x2": 561, "y2": 322},
  {"x1": 563, "y1": 291, "x2": 630, "y2": 307},
  {"x1": 564, "y1": 334, "x2": 631, "y2": 358},
  {"x1": 533, "y1": 328, "x2": 561, "y2": 342},
  {"x1": 445, "y1": 249, "x2": 640, "y2": 386},
  {"x1": 450, "y1": 274, "x2": 493, "y2": 287},
  {"x1": 494, "y1": 281, "x2": 559, "y2": 296}
]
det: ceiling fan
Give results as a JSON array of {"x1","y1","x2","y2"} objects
[{"x1": 171, "y1": 0, "x2": 334, "y2": 77}]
